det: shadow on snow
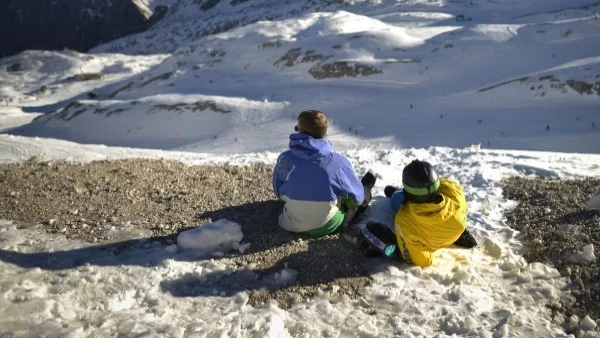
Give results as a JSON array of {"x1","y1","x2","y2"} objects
[{"x1": 0, "y1": 199, "x2": 402, "y2": 297}]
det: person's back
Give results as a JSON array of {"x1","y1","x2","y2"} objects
[
  {"x1": 387, "y1": 160, "x2": 472, "y2": 267},
  {"x1": 273, "y1": 110, "x2": 373, "y2": 236},
  {"x1": 395, "y1": 178, "x2": 467, "y2": 266}
]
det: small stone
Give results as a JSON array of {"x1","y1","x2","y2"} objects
[
  {"x1": 495, "y1": 324, "x2": 509, "y2": 337},
  {"x1": 580, "y1": 315, "x2": 597, "y2": 331}
]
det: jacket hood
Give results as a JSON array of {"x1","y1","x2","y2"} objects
[
  {"x1": 401, "y1": 178, "x2": 467, "y2": 238},
  {"x1": 289, "y1": 133, "x2": 332, "y2": 161}
]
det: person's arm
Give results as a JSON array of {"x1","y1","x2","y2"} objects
[
  {"x1": 272, "y1": 154, "x2": 285, "y2": 199},
  {"x1": 390, "y1": 189, "x2": 405, "y2": 214},
  {"x1": 438, "y1": 178, "x2": 468, "y2": 223}
]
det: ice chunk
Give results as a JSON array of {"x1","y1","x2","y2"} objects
[
  {"x1": 177, "y1": 219, "x2": 243, "y2": 252},
  {"x1": 570, "y1": 244, "x2": 596, "y2": 263},
  {"x1": 585, "y1": 194, "x2": 600, "y2": 211},
  {"x1": 483, "y1": 238, "x2": 502, "y2": 259},
  {"x1": 481, "y1": 195, "x2": 491, "y2": 215}
]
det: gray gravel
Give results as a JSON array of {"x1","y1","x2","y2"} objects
[
  {"x1": 0, "y1": 159, "x2": 371, "y2": 308},
  {"x1": 503, "y1": 176, "x2": 600, "y2": 333}
]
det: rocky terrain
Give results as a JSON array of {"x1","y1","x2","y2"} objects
[{"x1": 503, "y1": 176, "x2": 600, "y2": 334}]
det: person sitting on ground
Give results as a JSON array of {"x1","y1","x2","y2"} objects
[
  {"x1": 383, "y1": 159, "x2": 477, "y2": 267},
  {"x1": 272, "y1": 109, "x2": 376, "y2": 236}
]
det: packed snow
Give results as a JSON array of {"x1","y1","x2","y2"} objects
[{"x1": 1, "y1": 0, "x2": 600, "y2": 336}]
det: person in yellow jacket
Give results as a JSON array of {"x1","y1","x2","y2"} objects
[{"x1": 382, "y1": 160, "x2": 477, "y2": 267}]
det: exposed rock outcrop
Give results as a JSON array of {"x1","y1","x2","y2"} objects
[{"x1": 0, "y1": 0, "x2": 167, "y2": 58}]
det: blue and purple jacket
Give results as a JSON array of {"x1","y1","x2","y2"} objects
[{"x1": 272, "y1": 133, "x2": 364, "y2": 232}]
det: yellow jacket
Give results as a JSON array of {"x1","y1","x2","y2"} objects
[{"x1": 394, "y1": 178, "x2": 468, "y2": 267}]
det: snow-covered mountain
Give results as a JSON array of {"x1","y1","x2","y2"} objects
[{"x1": 1, "y1": 0, "x2": 598, "y2": 153}]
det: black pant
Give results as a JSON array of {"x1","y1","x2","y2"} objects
[{"x1": 341, "y1": 185, "x2": 372, "y2": 230}]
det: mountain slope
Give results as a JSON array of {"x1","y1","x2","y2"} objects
[{"x1": 1, "y1": 0, "x2": 599, "y2": 153}]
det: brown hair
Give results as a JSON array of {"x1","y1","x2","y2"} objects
[{"x1": 297, "y1": 110, "x2": 328, "y2": 139}]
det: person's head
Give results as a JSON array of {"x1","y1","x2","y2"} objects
[
  {"x1": 295, "y1": 110, "x2": 328, "y2": 139},
  {"x1": 402, "y1": 160, "x2": 441, "y2": 203}
]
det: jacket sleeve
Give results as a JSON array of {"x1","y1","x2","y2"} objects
[
  {"x1": 438, "y1": 178, "x2": 468, "y2": 224},
  {"x1": 337, "y1": 157, "x2": 365, "y2": 209},
  {"x1": 272, "y1": 154, "x2": 284, "y2": 199},
  {"x1": 390, "y1": 189, "x2": 405, "y2": 214}
]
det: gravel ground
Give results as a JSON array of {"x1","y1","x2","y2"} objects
[
  {"x1": 0, "y1": 159, "x2": 371, "y2": 309},
  {"x1": 503, "y1": 176, "x2": 600, "y2": 333},
  {"x1": 3, "y1": 159, "x2": 598, "y2": 329}
]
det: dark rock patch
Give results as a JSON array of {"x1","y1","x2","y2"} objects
[
  {"x1": 150, "y1": 100, "x2": 231, "y2": 114},
  {"x1": 566, "y1": 80, "x2": 600, "y2": 96},
  {"x1": 274, "y1": 48, "x2": 304, "y2": 67},
  {"x1": 0, "y1": 0, "x2": 167, "y2": 58},
  {"x1": 309, "y1": 61, "x2": 383, "y2": 80},
  {"x1": 503, "y1": 176, "x2": 600, "y2": 333}
]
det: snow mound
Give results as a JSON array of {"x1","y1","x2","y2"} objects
[{"x1": 512, "y1": 164, "x2": 558, "y2": 178}]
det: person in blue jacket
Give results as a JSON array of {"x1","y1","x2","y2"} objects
[{"x1": 273, "y1": 110, "x2": 376, "y2": 236}]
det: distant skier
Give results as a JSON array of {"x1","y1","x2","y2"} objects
[
  {"x1": 272, "y1": 110, "x2": 376, "y2": 236},
  {"x1": 365, "y1": 160, "x2": 477, "y2": 267}
]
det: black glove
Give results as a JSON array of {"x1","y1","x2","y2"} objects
[
  {"x1": 453, "y1": 229, "x2": 477, "y2": 248},
  {"x1": 361, "y1": 171, "x2": 377, "y2": 189},
  {"x1": 384, "y1": 185, "x2": 399, "y2": 198}
]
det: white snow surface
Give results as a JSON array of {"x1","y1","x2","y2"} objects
[{"x1": 1, "y1": 0, "x2": 600, "y2": 336}]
